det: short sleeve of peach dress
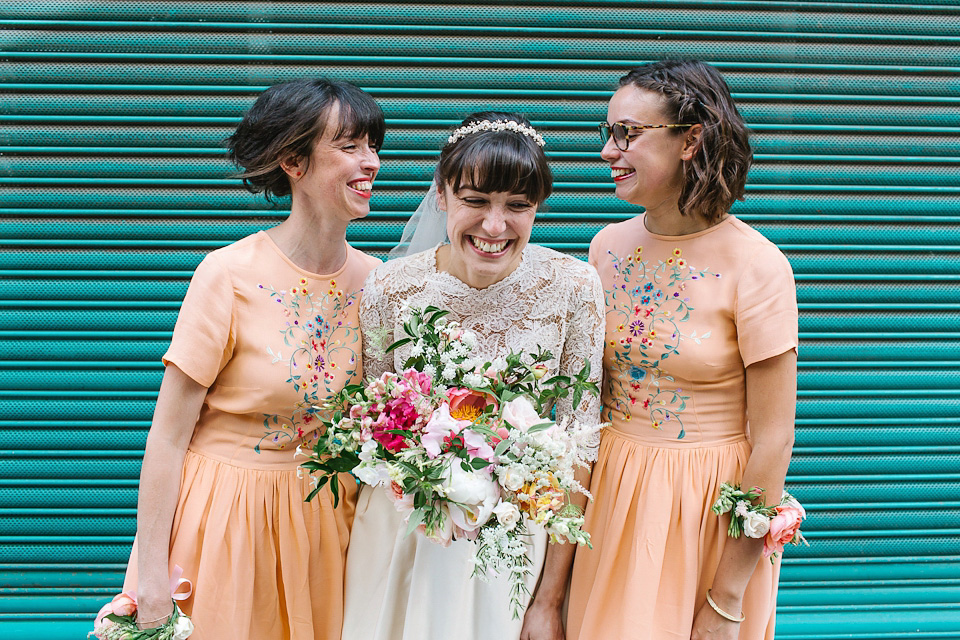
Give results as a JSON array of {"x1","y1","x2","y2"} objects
[
  {"x1": 567, "y1": 215, "x2": 798, "y2": 640},
  {"x1": 122, "y1": 231, "x2": 380, "y2": 640}
]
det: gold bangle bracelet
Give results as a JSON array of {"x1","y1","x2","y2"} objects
[{"x1": 705, "y1": 589, "x2": 745, "y2": 623}]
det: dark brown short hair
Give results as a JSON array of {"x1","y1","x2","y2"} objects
[
  {"x1": 619, "y1": 59, "x2": 752, "y2": 221},
  {"x1": 434, "y1": 112, "x2": 552, "y2": 205},
  {"x1": 226, "y1": 78, "x2": 385, "y2": 200}
]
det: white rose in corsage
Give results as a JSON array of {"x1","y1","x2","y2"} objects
[{"x1": 741, "y1": 509, "x2": 771, "y2": 538}]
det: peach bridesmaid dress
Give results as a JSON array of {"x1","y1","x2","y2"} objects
[
  {"x1": 568, "y1": 215, "x2": 798, "y2": 640},
  {"x1": 123, "y1": 231, "x2": 379, "y2": 640}
]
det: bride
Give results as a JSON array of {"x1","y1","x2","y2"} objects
[{"x1": 341, "y1": 112, "x2": 605, "y2": 640}]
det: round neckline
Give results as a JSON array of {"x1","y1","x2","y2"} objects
[
  {"x1": 428, "y1": 243, "x2": 528, "y2": 293},
  {"x1": 641, "y1": 213, "x2": 735, "y2": 241},
  {"x1": 258, "y1": 230, "x2": 351, "y2": 279}
]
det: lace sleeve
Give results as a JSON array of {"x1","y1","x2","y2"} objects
[
  {"x1": 556, "y1": 263, "x2": 606, "y2": 462},
  {"x1": 359, "y1": 267, "x2": 396, "y2": 381}
]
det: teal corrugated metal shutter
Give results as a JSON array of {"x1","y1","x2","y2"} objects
[{"x1": 2, "y1": 2, "x2": 958, "y2": 637}]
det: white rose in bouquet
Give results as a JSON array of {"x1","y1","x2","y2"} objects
[
  {"x1": 497, "y1": 464, "x2": 527, "y2": 492},
  {"x1": 492, "y1": 500, "x2": 521, "y2": 531}
]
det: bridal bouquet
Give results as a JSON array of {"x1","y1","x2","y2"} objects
[{"x1": 299, "y1": 305, "x2": 602, "y2": 616}]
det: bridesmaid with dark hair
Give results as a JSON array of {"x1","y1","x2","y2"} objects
[
  {"x1": 568, "y1": 60, "x2": 799, "y2": 640},
  {"x1": 124, "y1": 78, "x2": 384, "y2": 640}
]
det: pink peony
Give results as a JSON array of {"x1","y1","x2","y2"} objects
[
  {"x1": 447, "y1": 387, "x2": 497, "y2": 419},
  {"x1": 763, "y1": 504, "x2": 806, "y2": 558}
]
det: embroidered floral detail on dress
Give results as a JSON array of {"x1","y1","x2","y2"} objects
[
  {"x1": 603, "y1": 247, "x2": 720, "y2": 438},
  {"x1": 257, "y1": 278, "x2": 362, "y2": 452}
]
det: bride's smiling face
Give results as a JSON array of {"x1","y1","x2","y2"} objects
[{"x1": 437, "y1": 184, "x2": 537, "y2": 290}]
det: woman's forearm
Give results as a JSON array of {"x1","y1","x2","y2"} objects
[
  {"x1": 136, "y1": 434, "x2": 191, "y2": 598},
  {"x1": 707, "y1": 351, "x2": 796, "y2": 612},
  {"x1": 134, "y1": 366, "x2": 207, "y2": 616}
]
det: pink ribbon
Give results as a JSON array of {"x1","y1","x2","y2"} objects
[{"x1": 94, "y1": 565, "x2": 193, "y2": 627}]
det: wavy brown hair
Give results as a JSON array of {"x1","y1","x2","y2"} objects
[{"x1": 619, "y1": 59, "x2": 752, "y2": 221}]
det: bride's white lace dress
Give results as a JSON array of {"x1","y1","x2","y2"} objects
[{"x1": 341, "y1": 244, "x2": 605, "y2": 640}]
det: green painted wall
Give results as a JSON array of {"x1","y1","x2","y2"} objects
[{"x1": 2, "y1": 1, "x2": 959, "y2": 637}]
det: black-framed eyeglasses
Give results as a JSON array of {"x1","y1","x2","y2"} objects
[{"x1": 598, "y1": 122, "x2": 696, "y2": 151}]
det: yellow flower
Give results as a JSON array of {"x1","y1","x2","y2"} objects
[
  {"x1": 673, "y1": 248, "x2": 682, "y2": 256},
  {"x1": 299, "y1": 278, "x2": 308, "y2": 285}
]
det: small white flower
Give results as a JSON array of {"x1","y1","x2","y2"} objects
[
  {"x1": 734, "y1": 500, "x2": 750, "y2": 518},
  {"x1": 463, "y1": 372, "x2": 484, "y2": 388}
]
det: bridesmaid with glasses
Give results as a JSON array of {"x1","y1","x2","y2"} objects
[{"x1": 568, "y1": 59, "x2": 798, "y2": 640}]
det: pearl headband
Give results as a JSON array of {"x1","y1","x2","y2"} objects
[{"x1": 447, "y1": 120, "x2": 546, "y2": 147}]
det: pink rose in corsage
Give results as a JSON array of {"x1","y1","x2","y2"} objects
[
  {"x1": 712, "y1": 483, "x2": 808, "y2": 562},
  {"x1": 763, "y1": 499, "x2": 807, "y2": 558}
]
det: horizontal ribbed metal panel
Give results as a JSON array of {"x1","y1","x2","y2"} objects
[{"x1": 2, "y1": 1, "x2": 958, "y2": 637}]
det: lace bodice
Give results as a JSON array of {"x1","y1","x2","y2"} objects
[{"x1": 359, "y1": 243, "x2": 606, "y2": 460}]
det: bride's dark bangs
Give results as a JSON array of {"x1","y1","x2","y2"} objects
[{"x1": 440, "y1": 133, "x2": 552, "y2": 204}]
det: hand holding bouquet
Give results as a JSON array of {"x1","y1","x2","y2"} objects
[{"x1": 299, "y1": 305, "x2": 603, "y2": 616}]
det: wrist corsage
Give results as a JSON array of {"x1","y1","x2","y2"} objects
[
  {"x1": 89, "y1": 566, "x2": 194, "y2": 639},
  {"x1": 711, "y1": 482, "x2": 808, "y2": 560}
]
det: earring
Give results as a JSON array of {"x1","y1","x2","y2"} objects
[{"x1": 296, "y1": 171, "x2": 302, "y2": 177}]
